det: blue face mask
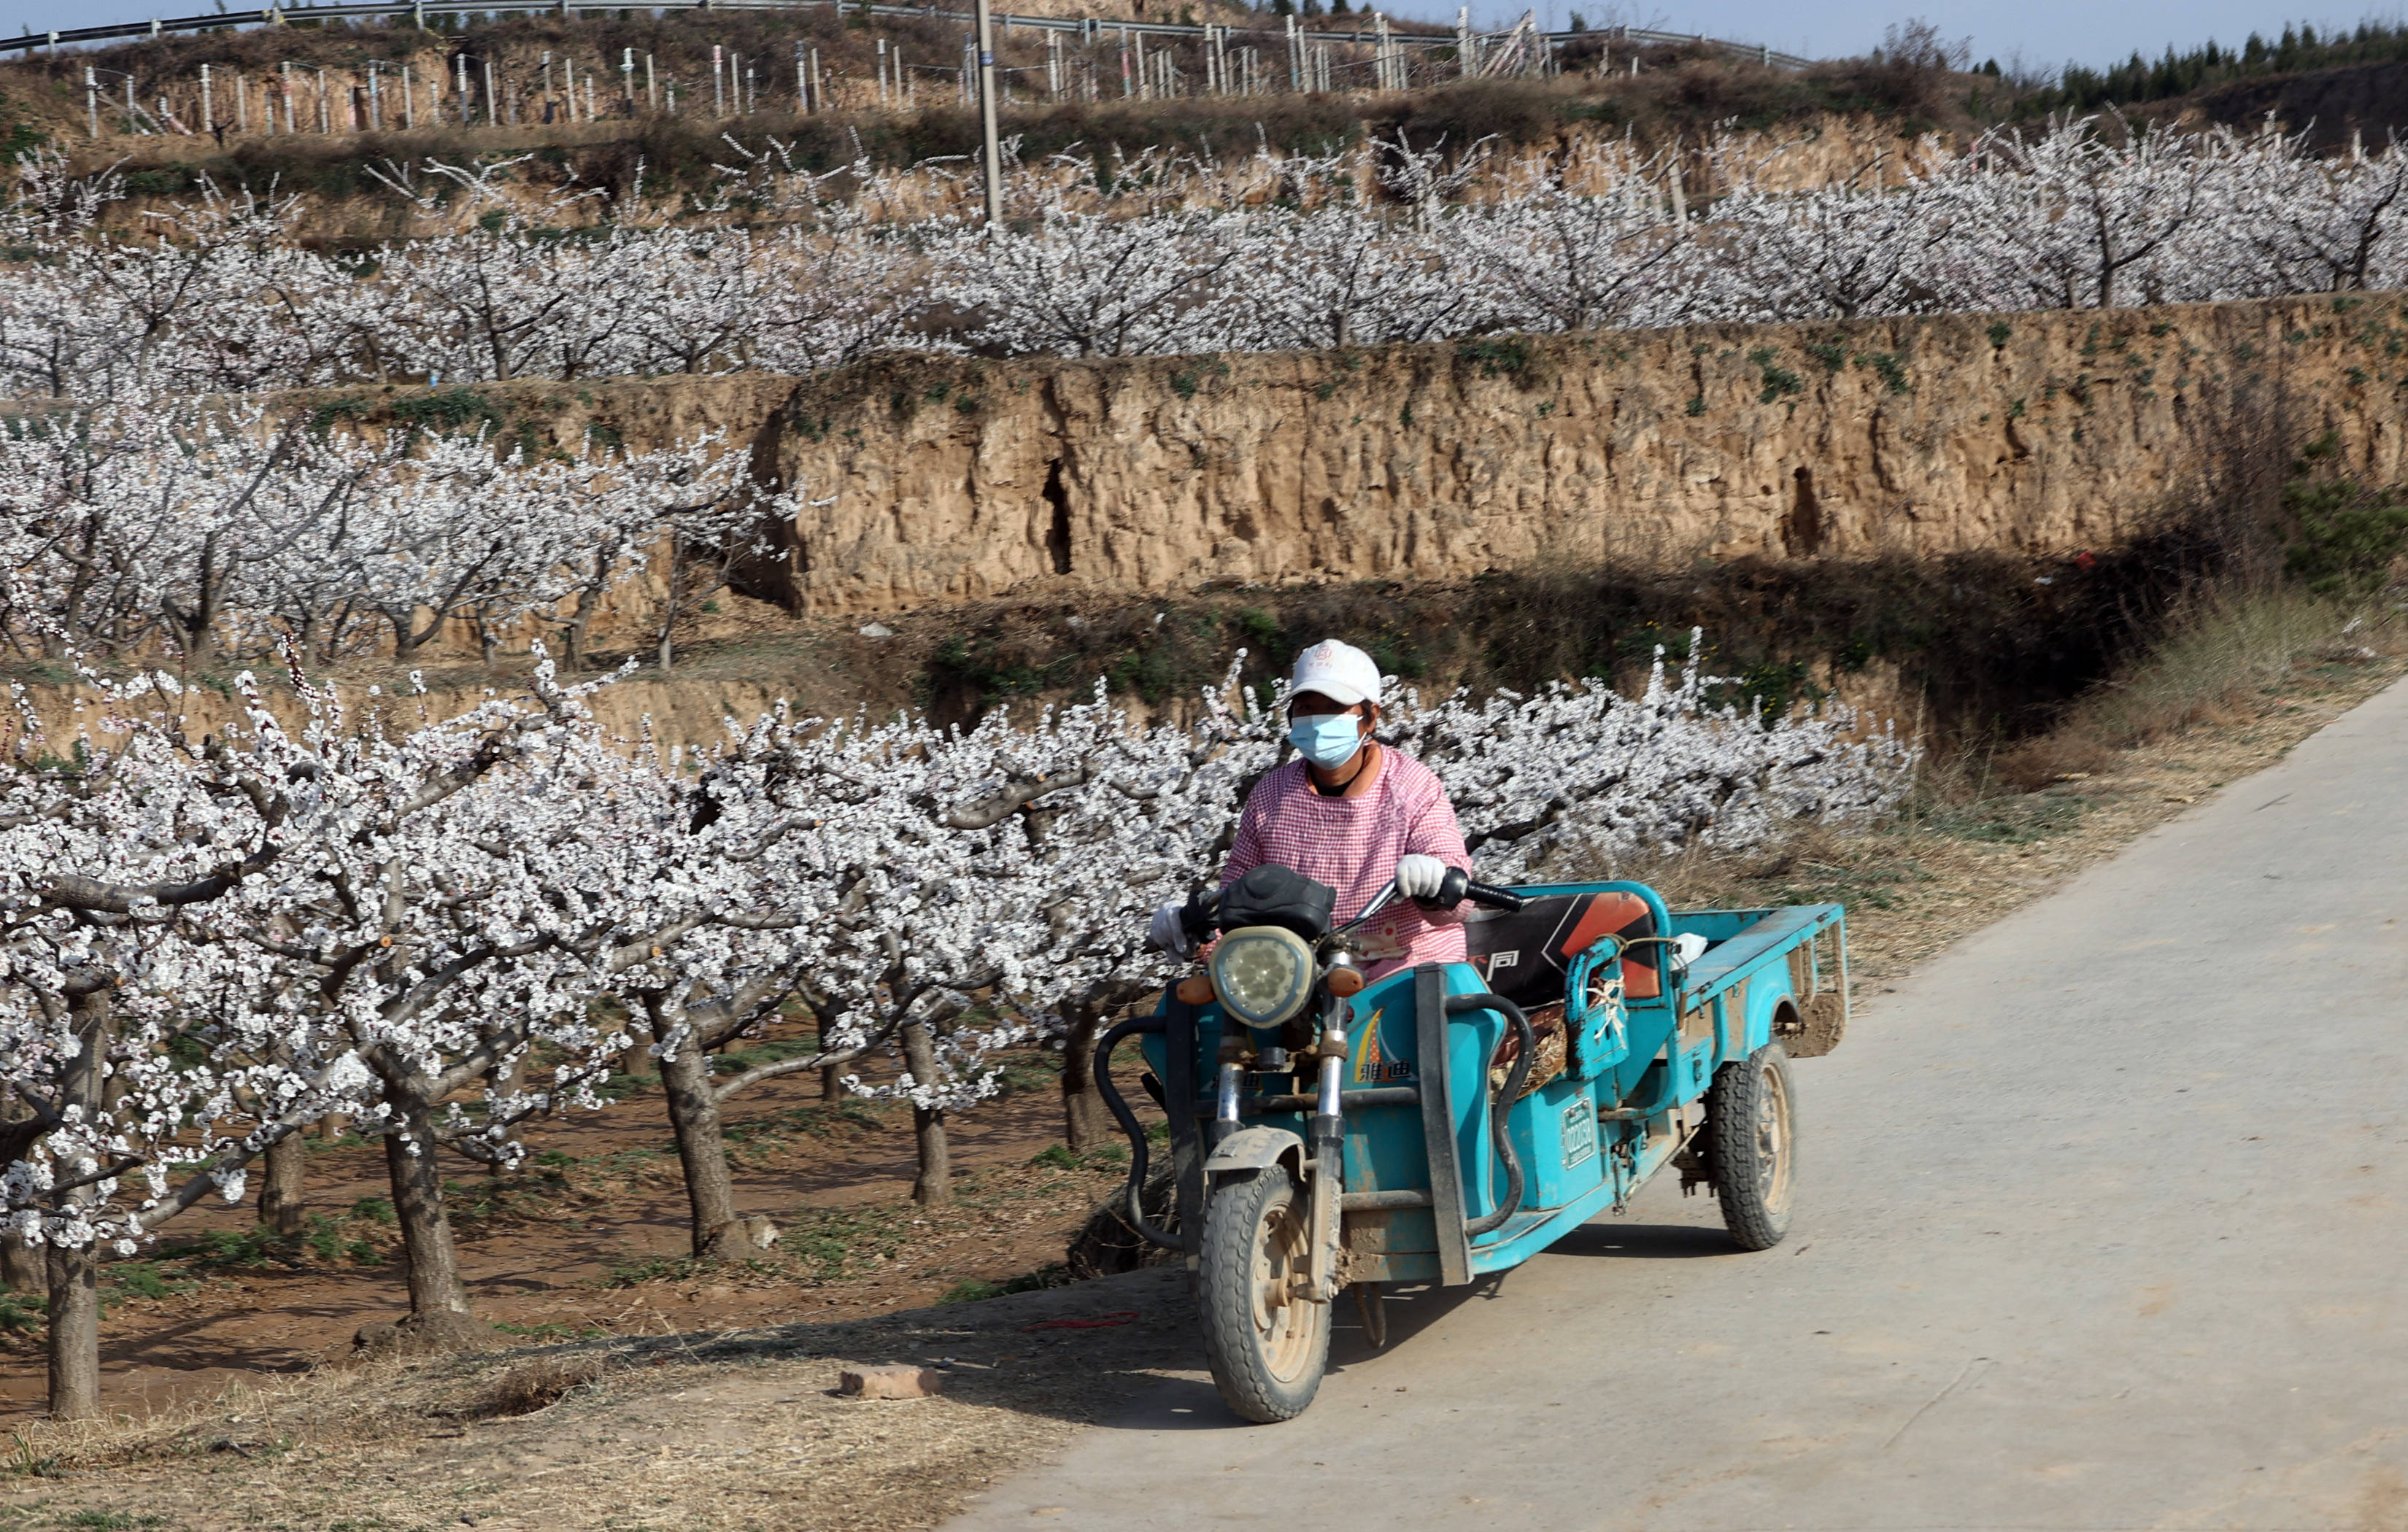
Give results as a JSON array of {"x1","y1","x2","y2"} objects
[{"x1": 1289, "y1": 713, "x2": 1365, "y2": 770}]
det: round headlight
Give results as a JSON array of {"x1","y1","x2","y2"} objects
[{"x1": 1209, "y1": 926, "x2": 1316, "y2": 1029}]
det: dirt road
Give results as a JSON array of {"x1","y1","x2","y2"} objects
[{"x1": 948, "y1": 679, "x2": 2408, "y2": 1530}]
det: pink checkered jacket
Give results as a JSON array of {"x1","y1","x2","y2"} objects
[{"x1": 1219, "y1": 749, "x2": 1470, "y2": 983}]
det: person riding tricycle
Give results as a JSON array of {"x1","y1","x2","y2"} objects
[{"x1": 1098, "y1": 641, "x2": 1851, "y2": 1422}]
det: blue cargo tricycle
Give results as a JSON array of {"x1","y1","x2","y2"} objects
[{"x1": 1096, "y1": 863, "x2": 1849, "y2": 1422}]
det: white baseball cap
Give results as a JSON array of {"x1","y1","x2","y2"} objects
[{"x1": 1290, "y1": 640, "x2": 1382, "y2": 708}]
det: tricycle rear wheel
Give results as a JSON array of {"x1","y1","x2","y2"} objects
[
  {"x1": 1197, "y1": 1167, "x2": 1330, "y2": 1423},
  {"x1": 1706, "y1": 1042, "x2": 1797, "y2": 1251}
]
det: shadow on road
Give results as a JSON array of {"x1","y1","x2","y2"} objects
[
  {"x1": 1091, "y1": 1372, "x2": 1243, "y2": 1431},
  {"x1": 1545, "y1": 1220, "x2": 1741, "y2": 1261},
  {"x1": 1115, "y1": 1222, "x2": 1750, "y2": 1427},
  {"x1": 1330, "y1": 1277, "x2": 1483, "y2": 1366}
]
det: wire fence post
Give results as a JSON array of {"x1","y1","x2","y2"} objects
[{"x1": 973, "y1": 0, "x2": 1003, "y2": 223}]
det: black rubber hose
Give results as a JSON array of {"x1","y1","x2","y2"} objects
[
  {"x1": 1095, "y1": 1013, "x2": 1180, "y2": 1251},
  {"x1": 1446, "y1": 992, "x2": 1535, "y2": 1237}
]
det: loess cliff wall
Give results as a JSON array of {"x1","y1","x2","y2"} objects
[{"x1": 763, "y1": 294, "x2": 2408, "y2": 614}]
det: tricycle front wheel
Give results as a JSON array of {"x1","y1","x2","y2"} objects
[
  {"x1": 1197, "y1": 1167, "x2": 1330, "y2": 1423},
  {"x1": 1707, "y1": 1042, "x2": 1797, "y2": 1251}
]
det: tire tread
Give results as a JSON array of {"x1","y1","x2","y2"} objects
[
  {"x1": 1197, "y1": 1167, "x2": 1329, "y2": 1423},
  {"x1": 1705, "y1": 1042, "x2": 1795, "y2": 1252}
]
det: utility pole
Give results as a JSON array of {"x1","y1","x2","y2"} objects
[
  {"x1": 973, "y1": 0, "x2": 1003, "y2": 224},
  {"x1": 85, "y1": 68, "x2": 98, "y2": 141}
]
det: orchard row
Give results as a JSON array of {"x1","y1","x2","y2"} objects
[
  {"x1": 1, "y1": 115, "x2": 2399, "y2": 400},
  {"x1": 0, "y1": 398, "x2": 787, "y2": 668}
]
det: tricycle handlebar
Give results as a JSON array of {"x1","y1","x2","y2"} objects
[{"x1": 1462, "y1": 880, "x2": 1527, "y2": 912}]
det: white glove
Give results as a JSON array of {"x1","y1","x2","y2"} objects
[
  {"x1": 1149, "y1": 899, "x2": 1195, "y2": 959},
  {"x1": 1394, "y1": 854, "x2": 1450, "y2": 902}
]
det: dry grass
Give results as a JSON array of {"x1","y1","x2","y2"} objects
[
  {"x1": 1996, "y1": 584, "x2": 2366, "y2": 786},
  {"x1": 0, "y1": 1269, "x2": 1195, "y2": 1532},
  {"x1": 466, "y1": 1354, "x2": 613, "y2": 1420}
]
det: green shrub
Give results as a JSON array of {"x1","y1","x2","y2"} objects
[
  {"x1": 103, "y1": 1262, "x2": 188, "y2": 1302},
  {"x1": 938, "y1": 1262, "x2": 1070, "y2": 1304},
  {"x1": 2283, "y1": 473, "x2": 2408, "y2": 595}
]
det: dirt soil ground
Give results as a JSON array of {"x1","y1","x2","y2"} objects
[
  {"x1": 0, "y1": 1056, "x2": 1130, "y2": 1422},
  {"x1": 2, "y1": 649, "x2": 2401, "y2": 1532}
]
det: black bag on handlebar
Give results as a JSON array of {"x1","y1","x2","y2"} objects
[{"x1": 1217, "y1": 864, "x2": 1336, "y2": 941}]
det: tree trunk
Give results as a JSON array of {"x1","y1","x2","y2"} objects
[
  {"x1": 1060, "y1": 1002, "x2": 1108, "y2": 1153},
  {"x1": 382, "y1": 1097, "x2": 474, "y2": 1324},
  {"x1": 563, "y1": 571, "x2": 606, "y2": 670},
  {"x1": 45, "y1": 1239, "x2": 98, "y2": 1422},
  {"x1": 0, "y1": 1091, "x2": 39, "y2": 1291},
  {"x1": 657, "y1": 1041, "x2": 741, "y2": 1258},
  {"x1": 47, "y1": 989, "x2": 110, "y2": 1420},
  {"x1": 655, "y1": 535, "x2": 682, "y2": 673},
  {"x1": 821, "y1": 1061, "x2": 844, "y2": 1101},
  {"x1": 0, "y1": 1231, "x2": 40, "y2": 1293},
  {"x1": 258, "y1": 1129, "x2": 306, "y2": 1235},
  {"x1": 900, "y1": 1018, "x2": 950, "y2": 1207}
]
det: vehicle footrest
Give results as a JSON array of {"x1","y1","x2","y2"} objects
[{"x1": 1340, "y1": 1190, "x2": 1435, "y2": 1211}]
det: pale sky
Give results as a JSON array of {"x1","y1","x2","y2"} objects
[{"x1": 0, "y1": 1, "x2": 2396, "y2": 81}]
